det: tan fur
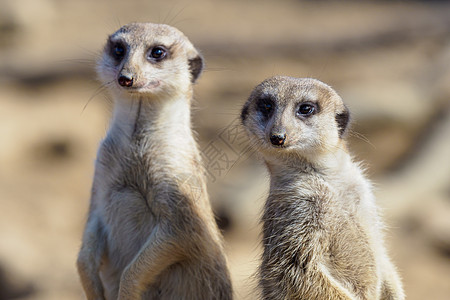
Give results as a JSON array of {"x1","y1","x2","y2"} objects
[
  {"x1": 241, "y1": 76, "x2": 404, "y2": 300},
  {"x1": 77, "y1": 23, "x2": 232, "y2": 300}
]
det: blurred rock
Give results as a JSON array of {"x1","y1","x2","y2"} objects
[
  {"x1": 0, "y1": 263, "x2": 34, "y2": 300},
  {"x1": 423, "y1": 196, "x2": 450, "y2": 256}
]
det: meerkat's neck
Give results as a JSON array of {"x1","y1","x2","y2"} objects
[
  {"x1": 107, "y1": 91, "x2": 199, "y2": 170},
  {"x1": 266, "y1": 146, "x2": 355, "y2": 183},
  {"x1": 111, "y1": 89, "x2": 190, "y2": 131}
]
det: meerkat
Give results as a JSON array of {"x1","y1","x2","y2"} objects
[
  {"x1": 76, "y1": 23, "x2": 232, "y2": 300},
  {"x1": 241, "y1": 76, "x2": 404, "y2": 300}
]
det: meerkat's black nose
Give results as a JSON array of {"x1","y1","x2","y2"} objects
[
  {"x1": 118, "y1": 75, "x2": 133, "y2": 87},
  {"x1": 270, "y1": 134, "x2": 286, "y2": 146}
]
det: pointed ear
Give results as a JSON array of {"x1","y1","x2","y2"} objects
[
  {"x1": 335, "y1": 105, "x2": 350, "y2": 138},
  {"x1": 188, "y1": 53, "x2": 204, "y2": 83},
  {"x1": 184, "y1": 38, "x2": 204, "y2": 82}
]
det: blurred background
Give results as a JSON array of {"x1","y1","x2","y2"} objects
[{"x1": 0, "y1": 0, "x2": 449, "y2": 299}]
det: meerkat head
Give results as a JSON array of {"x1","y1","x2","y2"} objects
[
  {"x1": 97, "y1": 23, "x2": 203, "y2": 99},
  {"x1": 241, "y1": 76, "x2": 350, "y2": 161}
]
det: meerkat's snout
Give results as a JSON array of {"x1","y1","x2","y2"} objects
[
  {"x1": 268, "y1": 115, "x2": 287, "y2": 147},
  {"x1": 270, "y1": 133, "x2": 286, "y2": 146},
  {"x1": 118, "y1": 74, "x2": 133, "y2": 87}
]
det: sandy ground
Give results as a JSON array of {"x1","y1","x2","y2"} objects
[{"x1": 0, "y1": 1, "x2": 449, "y2": 299}]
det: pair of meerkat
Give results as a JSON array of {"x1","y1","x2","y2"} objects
[
  {"x1": 77, "y1": 22, "x2": 404, "y2": 300},
  {"x1": 241, "y1": 76, "x2": 405, "y2": 299},
  {"x1": 77, "y1": 23, "x2": 232, "y2": 299}
]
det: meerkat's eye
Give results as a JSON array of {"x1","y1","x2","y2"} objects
[
  {"x1": 112, "y1": 44, "x2": 126, "y2": 60},
  {"x1": 297, "y1": 103, "x2": 317, "y2": 117},
  {"x1": 148, "y1": 46, "x2": 167, "y2": 61}
]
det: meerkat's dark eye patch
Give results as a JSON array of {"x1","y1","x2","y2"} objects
[
  {"x1": 147, "y1": 46, "x2": 168, "y2": 62},
  {"x1": 110, "y1": 42, "x2": 126, "y2": 61},
  {"x1": 256, "y1": 97, "x2": 275, "y2": 120},
  {"x1": 296, "y1": 102, "x2": 318, "y2": 118}
]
